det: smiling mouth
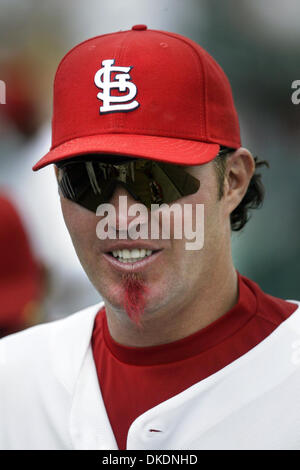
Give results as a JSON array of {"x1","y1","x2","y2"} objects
[{"x1": 108, "y1": 248, "x2": 160, "y2": 263}]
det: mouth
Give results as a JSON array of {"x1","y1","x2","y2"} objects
[
  {"x1": 103, "y1": 247, "x2": 163, "y2": 272},
  {"x1": 109, "y1": 248, "x2": 156, "y2": 263}
]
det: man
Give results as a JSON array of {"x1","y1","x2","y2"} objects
[{"x1": 0, "y1": 25, "x2": 299, "y2": 450}]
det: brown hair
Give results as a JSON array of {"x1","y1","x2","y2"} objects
[{"x1": 214, "y1": 147, "x2": 269, "y2": 231}]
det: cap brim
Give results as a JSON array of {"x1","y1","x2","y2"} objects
[{"x1": 33, "y1": 134, "x2": 220, "y2": 170}]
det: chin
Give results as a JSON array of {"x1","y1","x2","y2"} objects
[{"x1": 97, "y1": 270, "x2": 171, "y2": 318}]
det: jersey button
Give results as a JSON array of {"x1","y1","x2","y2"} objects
[{"x1": 132, "y1": 24, "x2": 147, "y2": 31}]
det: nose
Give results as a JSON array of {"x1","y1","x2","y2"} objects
[{"x1": 108, "y1": 184, "x2": 148, "y2": 234}]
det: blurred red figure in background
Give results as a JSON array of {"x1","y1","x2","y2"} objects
[
  {"x1": 0, "y1": 192, "x2": 45, "y2": 337},
  {"x1": 0, "y1": 58, "x2": 42, "y2": 138}
]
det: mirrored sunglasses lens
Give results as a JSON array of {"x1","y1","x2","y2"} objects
[{"x1": 57, "y1": 159, "x2": 200, "y2": 212}]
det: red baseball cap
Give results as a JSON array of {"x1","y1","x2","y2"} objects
[{"x1": 33, "y1": 25, "x2": 241, "y2": 171}]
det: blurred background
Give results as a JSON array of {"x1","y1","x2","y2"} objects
[{"x1": 0, "y1": 0, "x2": 299, "y2": 334}]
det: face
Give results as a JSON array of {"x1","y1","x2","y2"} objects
[{"x1": 59, "y1": 160, "x2": 231, "y2": 324}]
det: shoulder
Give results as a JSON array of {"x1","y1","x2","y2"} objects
[
  {"x1": 241, "y1": 274, "x2": 300, "y2": 326},
  {"x1": 0, "y1": 302, "x2": 103, "y2": 387}
]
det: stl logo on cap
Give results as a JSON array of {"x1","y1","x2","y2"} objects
[{"x1": 94, "y1": 59, "x2": 139, "y2": 114}]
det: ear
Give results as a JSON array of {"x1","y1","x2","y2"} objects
[
  {"x1": 54, "y1": 165, "x2": 59, "y2": 179},
  {"x1": 223, "y1": 147, "x2": 255, "y2": 215}
]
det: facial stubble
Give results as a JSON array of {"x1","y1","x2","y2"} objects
[{"x1": 122, "y1": 272, "x2": 149, "y2": 327}]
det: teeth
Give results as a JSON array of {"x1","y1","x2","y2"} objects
[{"x1": 111, "y1": 248, "x2": 153, "y2": 263}]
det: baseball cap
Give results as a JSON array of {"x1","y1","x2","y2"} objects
[
  {"x1": 0, "y1": 193, "x2": 43, "y2": 334},
  {"x1": 33, "y1": 25, "x2": 241, "y2": 171}
]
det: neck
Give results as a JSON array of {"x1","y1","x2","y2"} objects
[{"x1": 104, "y1": 264, "x2": 238, "y2": 348}]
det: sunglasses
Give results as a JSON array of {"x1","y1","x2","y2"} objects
[{"x1": 56, "y1": 155, "x2": 201, "y2": 212}]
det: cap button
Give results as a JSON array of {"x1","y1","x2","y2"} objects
[{"x1": 132, "y1": 24, "x2": 147, "y2": 31}]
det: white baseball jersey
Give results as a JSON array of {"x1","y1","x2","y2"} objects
[{"x1": 1, "y1": 301, "x2": 300, "y2": 450}]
